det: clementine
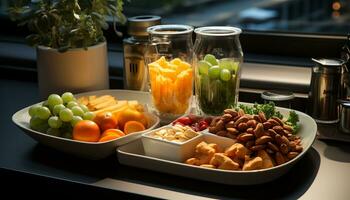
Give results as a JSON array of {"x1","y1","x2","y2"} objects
[
  {"x1": 93, "y1": 111, "x2": 118, "y2": 132},
  {"x1": 73, "y1": 120, "x2": 100, "y2": 142}
]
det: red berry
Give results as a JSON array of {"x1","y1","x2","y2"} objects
[{"x1": 176, "y1": 117, "x2": 192, "y2": 125}]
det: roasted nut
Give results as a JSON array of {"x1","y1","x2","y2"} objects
[
  {"x1": 271, "y1": 117, "x2": 284, "y2": 126},
  {"x1": 267, "y1": 142, "x2": 279, "y2": 152},
  {"x1": 250, "y1": 144, "x2": 266, "y2": 151},
  {"x1": 263, "y1": 121, "x2": 273, "y2": 129},
  {"x1": 287, "y1": 152, "x2": 299, "y2": 159},
  {"x1": 217, "y1": 119, "x2": 226, "y2": 130},
  {"x1": 210, "y1": 117, "x2": 220, "y2": 127},
  {"x1": 226, "y1": 132, "x2": 237, "y2": 139},
  {"x1": 272, "y1": 126, "x2": 285, "y2": 135},
  {"x1": 283, "y1": 124, "x2": 294, "y2": 132},
  {"x1": 221, "y1": 113, "x2": 233, "y2": 122},
  {"x1": 226, "y1": 127, "x2": 239, "y2": 135},
  {"x1": 295, "y1": 145, "x2": 303, "y2": 152},
  {"x1": 266, "y1": 148, "x2": 274, "y2": 154},
  {"x1": 216, "y1": 130, "x2": 228, "y2": 137},
  {"x1": 289, "y1": 141, "x2": 296, "y2": 150},
  {"x1": 255, "y1": 135, "x2": 273, "y2": 145},
  {"x1": 267, "y1": 118, "x2": 280, "y2": 127},
  {"x1": 281, "y1": 135, "x2": 290, "y2": 145},
  {"x1": 283, "y1": 130, "x2": 292, "y2": 137},
  {"x1": 275, "y1": 152, "x2": 285, "y2": 165},
  {"x1": 280, "y1": 143, "x2": 289, "y2": 154},
  {"x1": 258, "y1": 112, "x2": 267, "y2": 122},
  {"x1": 254, "y1": 123, "x2": 265, "y2": 138},
  {"x1": 234, "y1": 116, "x2": 249, "y2": 127},
  {"x1": 245, "y1": 140, "x2": 255, "y2": 149},
  {"x1": 237, "y1": 122, "x2": 248, "y2": 132},
  {"x1": 224, "y1": 109, "x2": 238, "y2": 118},
  {"x1": 246, "y1": 127, "x2": 254, "y2": 135},
  {"x1": 208, "y1": 126, "x2": 219, "y2": 134},
  {"x1": 267, "y1": 129, "x2": 277, "y2": 138},
  {"x1": 225, "y1": 121, "x2": 235, "y2": 129},
  {"x1": 275, "y1": 134, "x2": 283, "y2": 145},
  {"x1": 253, "y1": 115, "x2": 262, "y2": 123},
  {"x1": 247, "y1": 120, "x2": 257, "y2": 128},
  {"x1": 237, "y1": 133, "x2": 255, "y2": 142}
]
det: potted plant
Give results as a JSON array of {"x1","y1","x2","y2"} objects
[{"x1": 9, "y1": 0, "x2": 125, "y2": 98}]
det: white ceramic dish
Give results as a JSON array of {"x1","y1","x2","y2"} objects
[
  {"x1": 12, "y1": 90, "x2": 160, "y2": 160},
  {"x1": 141, "y1": 125, "x2": 203, "y2": 162},
  {"x1": 117, "y1": 106, "x2": 317, "y2": 185}
]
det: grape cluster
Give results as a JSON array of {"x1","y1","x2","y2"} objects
[
  {"x1": 196, "y1": 54, "x2": 240, "y2": 115},
  {"x1": 28, "y1": 92, "x2": 95, "y2": 138}
]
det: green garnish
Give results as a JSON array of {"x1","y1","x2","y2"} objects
[
  {"x1": 235, "y1": 102, "x2": 300, "y2": 134},
  {"x1": 286, "y1": 110, "x2": 300, "y2": 134}
]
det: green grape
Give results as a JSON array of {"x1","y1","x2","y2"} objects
[
  {"x1": 204, "y1": 54, "x2": 218, "y2": 66},
  {"x1": 71, "y1": 106, "x2": 84, "y2": 117},
  {"x1": 198, "y1": 60, "x2": 211, "y2": 75},
  {"x1": 48, "y1": 116, "x2": 63, "y2": 129},
  {"x1": 53, "y1": 104, "x2": 65, "y2": 116},
  {"x1": 36, "y1": 106, "x2": 51, "y2": 120},
  {"x1": 71, "y1": 116, "x2": 83, "y2": 127},
  {"x1": 59, "y1": 108, "x2": 73, "y2": 122},
  {"x1": 28, "y1": 105, "x2": 40, "y2": 117},
  {"x1": 83, "y1": 111, "x2": 95, "y2": 120},
  {"x1": 48, "y1": 94, "x2": 63, "y2": 108},
  {"x1": 79, "y1": 104, "x2": 89, "y2": 113},
  {"x1": 61, "y1": 92, "x2": 75, "y2": 104},
  {"x1": 46, "y1": 128, "x2": 61, "y2": 137},
  {"x1": 208, "y1": 65, "x2": 221, "y2": 79},
  {"x1": 66, "y1": 101, "x2": 79, "y2": 109},
  {"x1": 219, "y1": 58, "x2": 233, "y2": 70},
  {"x1": 30, "y1": 116, "x2": 49, "y2": 132},
  {"x1": 220, "y1": 69, "x2": 231, "y2": 81},
  {"x1": 42, "y1": 100, "x2": 50, "y2": 109}
]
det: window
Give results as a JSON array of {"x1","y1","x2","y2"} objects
[{"x1": 123, "y1": 0, "x2": 349, "y2": 35}]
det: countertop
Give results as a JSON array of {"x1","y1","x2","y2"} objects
[{"x1": 1, "y1": 79, "x2": 350, "y2": 199}]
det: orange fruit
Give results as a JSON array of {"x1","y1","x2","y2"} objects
[
  {"x1": 73, "y1": 120, "x2": 100, "y2": 142},
  {"x1": 99, "y1": 134, "x2": 121, "y2": 142},
  {"x1": 93, "y1": 111, "x2": 118, "y2": 132},
  {"x1": 101, "y1": 129, "x2": 125, "y2": 138},
  {"x1": 117, "y1": 108, "x2": 148, "y2": 130},
  {"x1": 124, "y1": 121, "x2": 146, "y2": 134}
]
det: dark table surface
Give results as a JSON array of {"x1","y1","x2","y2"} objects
[{"x1": 1, "y1": 78, "x2": 350, "y2": 199}]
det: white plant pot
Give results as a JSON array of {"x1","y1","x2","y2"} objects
[{"x1": 37, "y1": 42, "x2": 109, "y2": 98}]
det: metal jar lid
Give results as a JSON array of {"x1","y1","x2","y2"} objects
[
  {"x1": 261, "y1": 90, "x2": 295, "y2": 101},
  {"x1": 127, "y1": 15, "x2": 161, "y2": 37},
  {"x1": 311, "y1": 58, "x2": 344, "y2": 74}
]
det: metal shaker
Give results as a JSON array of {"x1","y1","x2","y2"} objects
[
  {"x1": 309, "y1": 58, "x2": 344, "y2": 123},
  {"x1": 123, "y1": 16, "x2": 161, "y2": 91}
]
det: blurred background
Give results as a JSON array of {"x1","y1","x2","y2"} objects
[{"x1": 0, "y1": 0, "x2": 349, "y2": 35}]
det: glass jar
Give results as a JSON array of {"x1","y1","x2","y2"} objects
[
  {"x1": 193, "y1": 26, "x2": 243, "y2": 115},
  {"x1": 145, "y1": 24, "x2": 194, "y2": 122},
  {"x1": 123, "y1": 15, "x2": 161, "y2": 91}
]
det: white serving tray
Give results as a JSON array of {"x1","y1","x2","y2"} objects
[{"x1": 117, "y1": 106, "x2": 317, "y2": 185}]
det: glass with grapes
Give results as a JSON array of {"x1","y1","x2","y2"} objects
[{"x1": 193, "y1": 26, "x2": 243, "y2": 115}]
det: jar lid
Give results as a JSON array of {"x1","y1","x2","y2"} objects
[
  {"x1": 127, "y1": 15, "x2": 161, "y2": 37},
  {"x1": 312, "y1": 58, "x2": 345, "y2": 66},
  {"x1": 261, "y1": 90, "x2": 295, "y2": 101},
  {"x1": 338, "y1": 99, "x2": 350, "y2": 107}
]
